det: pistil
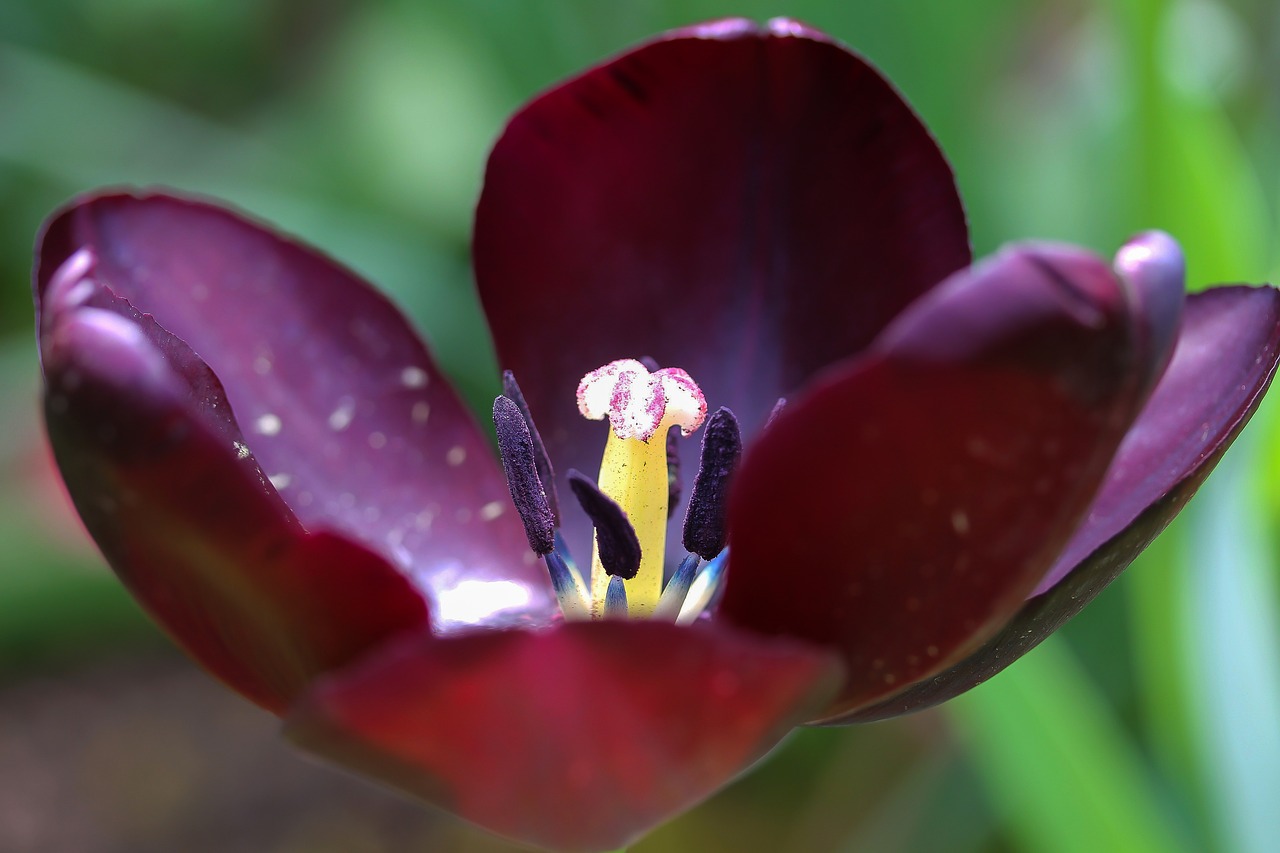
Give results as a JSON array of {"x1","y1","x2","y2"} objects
[{"x1": 577, "y1": 360, "x2": 707, "y2": 616}]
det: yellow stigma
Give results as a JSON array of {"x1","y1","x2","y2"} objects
[{"x1": 577, "y1": 359, "x2": 707, "y2": 617}]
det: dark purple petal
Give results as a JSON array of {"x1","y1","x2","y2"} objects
[
  {"x1": 719, "y1": 242, "x2": 1172, "y2": 720},
  {"x1": 286, "y1": 620, "x2": 841, "y2": 853},
  {"x1": 474, "y1": 18, "x2": 969, "y2": 560},
  {"x1": 39, "y1": 284, "x2": 429, "y2": 712},
  {"x1": 36, "y1": 191, "x2": 556, "y2": 628},
  {"x1": 841, "y1": 285, "x2": 1280, "y2": 722}
]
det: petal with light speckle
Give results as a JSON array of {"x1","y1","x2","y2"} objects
[{"x1": 287, "y1": 620, "x2": 840, "y2": 853}]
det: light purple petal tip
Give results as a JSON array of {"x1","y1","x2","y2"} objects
[{"x1": 1114, "y1": 230, "x2": 1186, "y2": 397}]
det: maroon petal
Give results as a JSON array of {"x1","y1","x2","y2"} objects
[
  {"x1": 719, "y1": 241, "x2": 1172, "y2": 720},
  {"x1": 474, "y1": 18, "x2": 969, "y2": 556},
  {"x1": 842, "y1": 284, "x2": 1280, "y2": 722},
  {"x1": 37, "y1": 191, "x2": 556, "y2": 628},
  {"x1": 287, "y1": 620, "x2": 840, "y2": 853},
  {"x1": 39, "y1": 283, "x2": 428, "y2": 712}
]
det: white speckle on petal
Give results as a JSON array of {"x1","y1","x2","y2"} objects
[
  {"x1": 268, "y1": 473, "x2": 292, "y2": 490},
  {"x1": 232, "y1": 441, "x2": 251, "y2": 459},
  {"x1": 253, "y1": 356, "x2": 272, "y2": 375},
  {"x1": 400, "y1": 366, "x2": 429, "y2": 388},
  {"x1": 411, "y1": 401, "x2": 431, "y2": 425},
  {"x1": 254, "y1": 413, "x2": 282, "y2": 436},
  {"x1": 446, "y1": 446, "x2": 467, "y2": 466},
  {"x1": 479, "y1": 501, "x2": 505, "y2": 521},
  {"x1": 328, "y1": 397, "x2": 356, "y2": 431},
  {"x1": 950, "y1": 510, "x2": 970, "y2": 535},
  {"x1": 415, "y1": 509, "x2": 435, "y2": 531},
  {"x1": 368, "y1": 431, "x2": 387, "y2": 450}
]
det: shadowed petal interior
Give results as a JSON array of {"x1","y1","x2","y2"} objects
[{"x1": 475, "y1": 18, "x2": 969, "y2": 561}]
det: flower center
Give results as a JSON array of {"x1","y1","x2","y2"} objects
[
  {"x1": 576, "y1": 359, "x2": 707, "y2": 616},
  {"x1": 492, "y1": 360, "x2": 741, "y2": 624}
]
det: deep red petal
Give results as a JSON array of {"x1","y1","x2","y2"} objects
[
  {"x1": 839, "y1": 285, "x2": 1280, "y2": 721},
  {"x1": 474, "y1": 18, "x2": 969, "y2": 559},
  {"x1": 286, "y1": 620, "x2": 840, "y2": 852},
  {"x1": 36, "y1": 191, "x2": 556, "y2": 628},
  {"x1": 38, "y1": 292, "x2": 428, "y2": 712},
  {"x1": 720, "y1": 241, "x2": 1174, "y2": 719}
]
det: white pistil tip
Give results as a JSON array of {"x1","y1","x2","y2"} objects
[{"x1": 577, "y1": 358, "x2": 707, "y2": 441}]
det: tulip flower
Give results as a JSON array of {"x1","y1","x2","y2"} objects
[{"x1": 32, "y1": 17, "x2": 1280, "y2": 853}]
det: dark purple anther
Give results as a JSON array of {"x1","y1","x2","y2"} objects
[
  {"x1": 501, "y1": 370, "x2": 561, "y2": 526},
  {"x1": 493, "y1": 395, "x2": 555, "y2": 555},
  {"x1": 682, "y1": 407, "x2": 742, "y2": 559},
  {"x1": 567, "y1": 469, "x2": 642, "y2": 579}
]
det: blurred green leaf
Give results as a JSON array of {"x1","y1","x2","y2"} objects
[
  {"x1": 1126, "y1": 523, "x2": 1211, "y2": 840},
  {"x1": 1111, "y1": 0, "x2": 1269, "y2": 286},
  {"x1": 949, "y1": 640, "x2": 1192, "y2": 853},
  {"x1": 0, "y1": 41, "x2": 298, "y2": 193},
  {"x1": 1183, "y1": 434, "x2": 1280, "y2": 853},
  {"x1": 1104, "y1": 3, "x2": 1276, "y2": 851}
]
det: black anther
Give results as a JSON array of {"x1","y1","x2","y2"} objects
[
  {"x1": 682, "y1": 407, "x2": 742, "y2": 559},
  {"x1": 567, "y1": 469, "x2": 642, "y2": 579},
  {"x1": 493, "y1": 395, "x2": 555, "y2": 555},
  {"x1": 502, "y1": 370, "x2": 560, "y2": 526}
]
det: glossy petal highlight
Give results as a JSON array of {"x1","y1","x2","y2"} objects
[
  {"x1": 39, "y1": 281, "x2": 429, "y2": 711},
  {"x1": 37, "y1": 191, "x2": 556, "y2": 629}
]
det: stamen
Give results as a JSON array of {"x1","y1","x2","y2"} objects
[
  {"x1": 544, "y1": 549, "x2": 589, "y2": 620},
  {"x1": 675, "y1": 549, "x2": 729, "y2": 625},
  {"x1": 493, "y1": 395, "x2": 554, "y2": 555},
  {"x1": 682, "y1": 407, "x2": 742, "y2": 559},
  {"x1": 553, "y1": 530, "x2": 581, "y2": 578},
  {"x1": 604, "y1": 575, "x2": 629, "y2": 618},
  {"x1": 653, "y1": 553, "x2": 701, "y2": 621},
  {"x1": 501, "y1": 370, "x2": 560, "y2": 525},
  {"x1": 567, "y1": 470, "x2": 641, "y2": 580}
]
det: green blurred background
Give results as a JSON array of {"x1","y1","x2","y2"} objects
[{"x1": 2, "y1": 0, "x2": 1279, "y2": 850}]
